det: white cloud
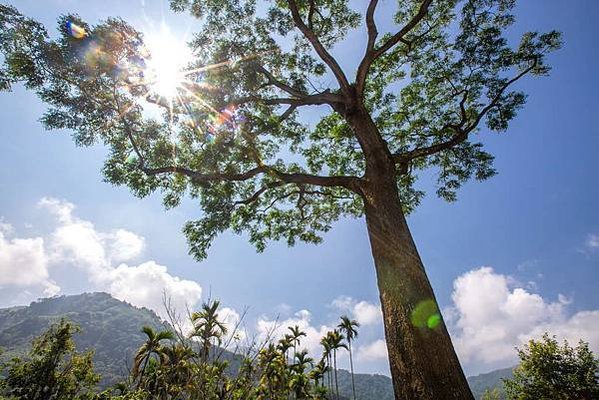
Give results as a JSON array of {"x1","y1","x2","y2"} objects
[
  {"x1": 107, "y1": 229, "x2": 145, "y2": 262},
  {"x1": 0, "y1": 228, "x2": 59, "y2": 297},
  {"x1": 101, "y1": 261, "x2": 202, "y2": 319},
  {"x1": 446, "y1": 267, "x2": 599, "y2": 371},
  {"x1": 356, "y1": 339, "x2": 388, "y2": 362},
  {"x1": 218, "y1": 306, "x2": 247, "y2": 345},
  {"x1": 332, "y1": 296, "x2": 382, "y2": 326},
  {"x1": 586, "y1": 234, "x2": 599, "y2": 249},
  {"x1": 354, "y1": 301, "x2": 383, "y2": 326},
  {"x1": 256, "y1": 299, "x2": 387, "y2": 368},
  {"x1": 39, "y1": 197, "x2": 75, "y2": 223},
  {"x1": 0, "y1": 218, "x2": 13, "y2": 235},
  {"x1": 0, "y1": 197, "x2": 201, "y2": 320},
  {"x1": 257, "y1": 309, "x2": 333, "y2": 355},
  {"x1": 40, "y1": 198, "x2": 145, "y2": 273}
]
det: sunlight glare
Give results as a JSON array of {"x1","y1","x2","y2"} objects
[{"x1": 144, "y1": 24, "x2": 191, "y2": 99}]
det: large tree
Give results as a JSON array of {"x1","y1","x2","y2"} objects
[{"x1": 0, "y1": 1, "x2": 560, "y2": 398}]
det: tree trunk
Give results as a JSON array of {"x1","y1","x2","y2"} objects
[
  {"x1": 363, "y1": 175, "x2": 474, "y2": 400},
  {"x1": 348, "y1": 342, "x2": 356, "y2": 400},
  {"x1": 334, "y1": 350, "x2": 340, "y2": 400}
]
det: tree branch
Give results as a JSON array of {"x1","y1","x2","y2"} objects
[
  {"x1": 393, "y1": 62, "x2": 538, "y2": 164},
  {"x1": 230, "y1": 90, "x2": 339, "y2": 108},
  {"x1": 279, "y1": 105, "x2": 297, "y2": 122},
  {"x1": 141, "y1": 164, "x2": 361, "y2": 192},
  {"x1": 286, "y1": 0, "x2": 351, "y2": 94},
  {"x1": 356, "y1": 0, "x2": 432, "y2": 94},
  {"x1": 254, "y1": 64, "x2": 307, "y2": 98},
  {"x1": 234, "y1": 181, "x2": 286, "y2": 206},
  {"x1": 141, "y1": 165, "x2": 267, "y2": 183},
  {"x1": 365, "y1": 0, "x2": 380, "y2": 54}
]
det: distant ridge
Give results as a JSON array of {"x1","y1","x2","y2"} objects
[
  {"x1": 467, "y1": 366, "x2": 513, "y2": 399},
  {"x1": 0, "y1": 293, "x2": 510, "y2": 398}
]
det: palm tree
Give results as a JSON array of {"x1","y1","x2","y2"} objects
[
  {"x1": 160, "y1": 343, "x2": 195, "y2": 395},
  {"x1": 288, "y1": 325, "x2": 307, "y2": 359},
  {"x1": 190, "y1": 300, "x2": 228, "y2": 362},
  {"x1": 277, "y1": 334, "x2": 293, "y2": 365},
  {"x1": 292, "y1": 349, "x2": 314, "y2": 373},
  {"x1": 132, "y1": 326, "x2": 174, "y2": 389},
  {"x1": 338, "y1": 315, "x2": 360, "y2": 400},
  {"x1": 290, "y1": 349, "x2": 314, "y2": 399},
  {"x1": 320, "y1": 335, "x2": 333, "y2": 397},
  {"x1": 325, "y1": 330, "x2": 347, "y2": 400},
  {"x1": 309, "y1": 359, "x2": 327, "y2": 389}
]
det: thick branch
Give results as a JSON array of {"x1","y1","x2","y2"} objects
[
  {"x1": 141, "y1": 165, "x2": 267, "y2": 183},
  {"x1": 365, "y1": 0, "x2": 380, "y2": 54},
  {"x1": 356, "y1": 0, "x2": 432, "y2": 94},
  {"x1": 230, "y1": 90, "x2": 339, "y2": 107},
  {"x1": 286, "y1": 0, "x2": 351, "y2": 94},
  {"x1": 142, "y1": 164, "x2": 361, "y2": 192},
  {"x1": 271, "y1": 169, "x2": 359, "y2": 190}
]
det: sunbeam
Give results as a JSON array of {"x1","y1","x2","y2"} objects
[{"x1": 143, "y1": 23, "x2": 191, "y2": 99}]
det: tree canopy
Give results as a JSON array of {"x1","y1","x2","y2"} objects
[
  {"x1": 504, "y1": 334, "x2": 599, "y2": 400},
  {"x1": 0, "y1": 1, "x2": 561, "y2": 259}
]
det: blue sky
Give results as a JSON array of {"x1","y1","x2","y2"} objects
[{"x1": 0, "y1": 0, "x2": 598, "y2": 376}]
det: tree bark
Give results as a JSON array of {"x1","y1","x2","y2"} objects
[{"x1": 362, "y1": 174, "x2": 474, "y2": 399}]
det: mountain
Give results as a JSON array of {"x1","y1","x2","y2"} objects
[
  {"x1": 467, "y1": 366, "x2": 513, "y2": 399},
  {"x1": 0, "y1": 293, "x2": 509, "y2": 398},
  {"x1": 0, "y1": 292, "x2": 168, "y2": 387},
  {"x1": 336, "y1": 369, "x2": 394, "y2": 400}
]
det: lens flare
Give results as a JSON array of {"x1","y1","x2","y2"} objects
[
  {"x1": 66, "y1": 21, "x2": 87, "y2": 39},
  {"x1": 143, "y1": 24, "x2": 191, "y2": 99},
  {"x1": 411, "y1": 299, "x2": 442, "y2": 329}
]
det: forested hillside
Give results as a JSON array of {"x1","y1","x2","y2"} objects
[
  {"x1": 0, "y1": 293, "x2": 406, "y2": 399},
  {"x1": 467, "y1": 367, "x2": 513, "y2": 399},
  {"x1": 0, "y1": 293, "x2": 167, "y2": 387}
]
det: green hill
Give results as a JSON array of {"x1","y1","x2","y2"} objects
[
  {"x1": 0, "y1": 293, "x2": 509, "y2": 398},
  {"x1": 467, "y1": 366, "x2": 514, "y2": 399},
  {"x1": 0, "y1": 292, "x2": 167, "y2": 387}
]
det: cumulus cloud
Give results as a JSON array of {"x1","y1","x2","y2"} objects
[
  {"x1": 257, "y1": 309, "x2": 333, "y2": 355},
  {"x1": 40, "y1": 198, "x2": 145, "y2": 272},
  {"x1": 0, "y1": 197, "x2": 201, "y2": 319},
  {"x1": 108, "y1": 229, "x2": 145, "y2": 262},
  {"x1": 101, "y1": 261, "x2": 202, "y2": 318},
  {"x1": 446, "y1": 267, "x2": 599, "y2": 371},
  {"x1": 0, "y1": 227, "x2": 59, "y2": 297},
  {"x1": 332, "y1": 296, "x2": 383, "y2": 326},
  {"x1": 356, "y1": 339, "x2": 388, "y2": 362},
  {"x1": 256, "y1": 298, "x2": 388, "y2": 369}
]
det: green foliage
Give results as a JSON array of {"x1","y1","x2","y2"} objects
[
  {"x1": 3, "y1": 293, "x2": 565, "y2": 400},
  {"x1": 481, "y1": 387, "x2": 502, "y2": 400},
  {"x1": 0, "y1": 1, "x2": 560, "y2": 261},
  {"x1": 0, "y1": 319, "x2": 99, "y2": 400},
  {"x1": 0, "y1": 294, "x2": 369, "y2": 399},
  {"x1": 504, "y1": 334, "x2": 599, "y2": 400},
  {"x1": 0, "y1": 293, "x2": 170, "y2": 388}
]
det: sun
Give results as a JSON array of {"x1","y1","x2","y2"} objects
[{"x1": 143, "y1": 24, "x2": 191, "y2": 99}]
